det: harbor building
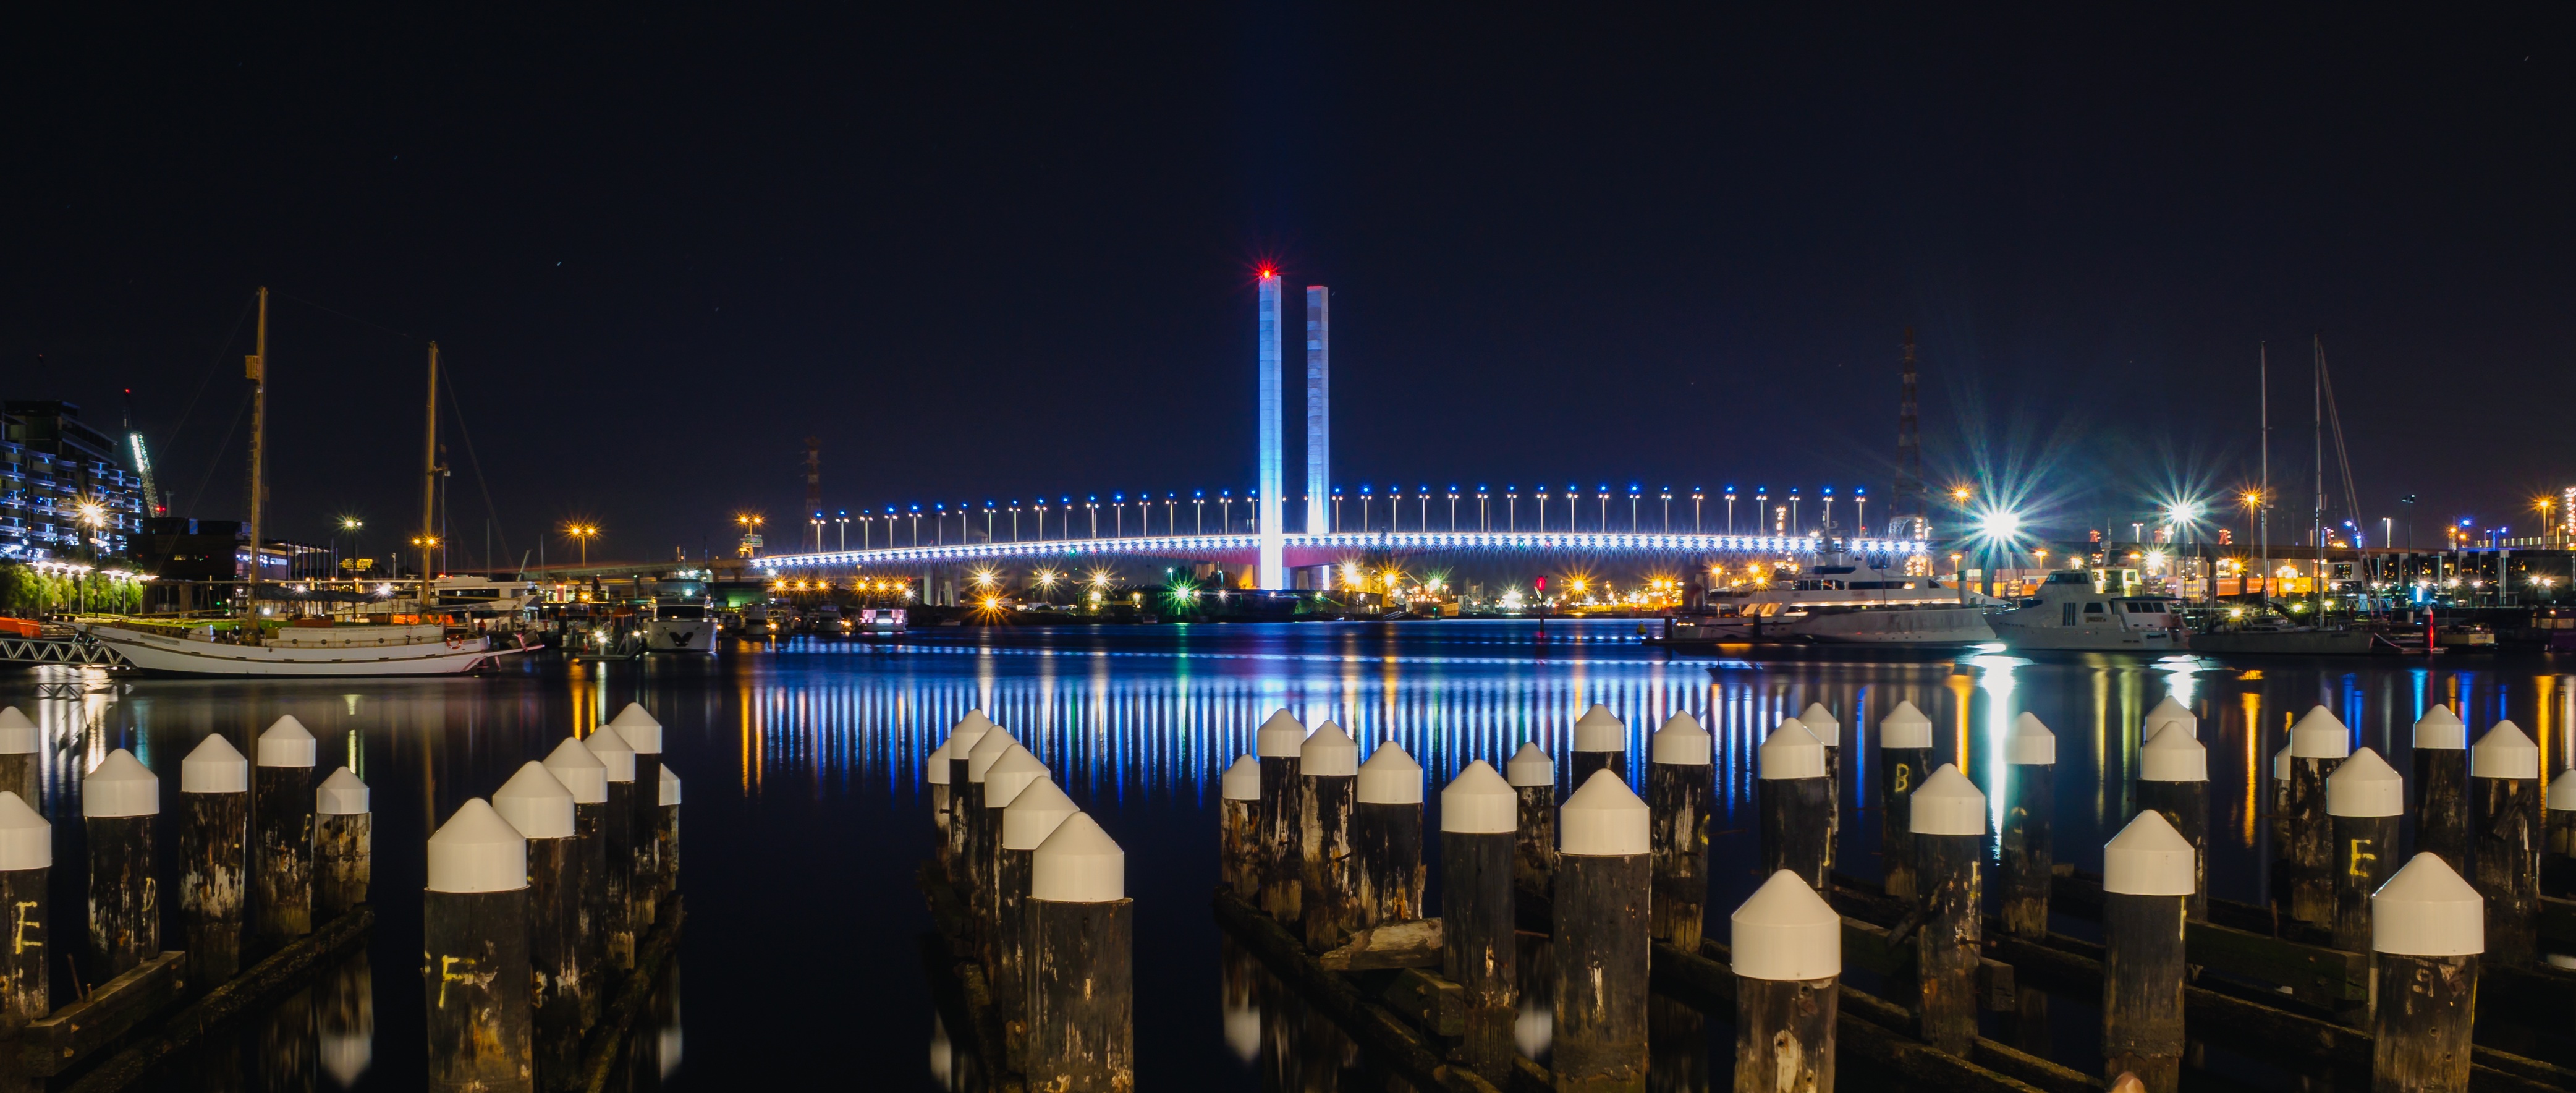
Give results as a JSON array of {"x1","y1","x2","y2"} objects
[{"x1": 0, "y1": 400, "x2": 146, "y2": 561}]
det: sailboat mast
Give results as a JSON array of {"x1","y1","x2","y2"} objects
[
  {"x1": 421, "y1": 342, "x2": 439, "y2": 584},
  {"x1": 2313, "y1": 336, "x2": 2325, "y2": 616},
  {"x1": 245, "y1": 287, "x2": 268, "y2": 613},
  {"x1": 2259, "y1": 342, "x2": 2268, "y2": 614}
]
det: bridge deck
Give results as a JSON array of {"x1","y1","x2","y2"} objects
[{"x1": 747, "y1": 530, "x2": 1925, "y2": 571}]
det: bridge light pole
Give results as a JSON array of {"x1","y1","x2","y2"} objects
[
  {"x1": 1193, "y1": 490, "x2": 1205, "y2": 535},
  {"x1": 984, "y1": 501, "x2": 994, "y2": 542},
  {"x1": 1821, "y1": 487, "x2": 1835, "y2": 540},
  {"x1": 1854, "y1": 488, "x2": 1867, "y2": 537},
  {"x1": 1113, "y1": 493, "x2": 1125, "y2": 538},
  {"x1": 1219, "y1": 490, "x2": 1233, "y2": 534},
  {"x1": 1659, "y1": 487, "x2": 1671, "y2": 532},
  {"x1": 1009, "y1": 501, "x2": 1020, "y2": 542},
  {"x1": 1166, "y1": 493, "x2": 1177, "y2": 536},
  {"x1": 1691, "y1": 487, "x2": 1703, "y2": 533},
  {"x1": 1329, "y1": 487, "x2": 1341, "y2": 533},
  {"x1": 1787, "y1": 488, "x2": 1801, "y2": 536},
  {"x1": 837, "y1": 511, "x2": 849, "y2": 551},
  {"x1": 1628, "y1": 483, "x2": 1641, "y2": 531},
  {"x1": 810, "y1": 512, "x2": 823, "y2": 553},
  {"x1": 1505, "y1": 486, "x2": 1518, "y2": 532},
  {"x1": 1724, "y1": 486, "x2": 1737, "y2": 534},
  {"x1": 909, "y1": 504, "x2": 921, "y2": 546},
  {"x1": 1533, "y1": 487, "x2": 1545, "y2": 532},
  {"x1": 1088, "y1": 496, "x2": 1099, "y2": 539},
  {"x1": 1420, "y1": 485, "x2": 1431, "y2": 531},
  {"x1": 1753, "y1": 488, "x2": 1767, "y2": 535},
  {"x1": 1389, "y1": 485, "x2": 1404, "y2": 531},
  {"x1": 1360, "y1": 485, "x2": 1373, "y2": 532},
  {"x1": 936, "y1": 503, "x2": 950, "y2": 545}
]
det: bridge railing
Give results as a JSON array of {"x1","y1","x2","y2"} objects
[{"x1": 744, "y1": 531, "x2": 1928, "y2": 571}]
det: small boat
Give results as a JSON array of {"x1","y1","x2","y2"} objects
[
  {"x1": 852, "y1": 608, "x2": 905, "y2": 636},
  {"x1": 1661, "y1": 551, "x2": 1996, "y2": 644},
  {"x1": 1989, "y1": 571, "x2": 2187, "y2": 652},
  {"x1": 1779, "y1": 603, "x2": 1996, "y2": 646},
  {"x1": 85, "y1": 621, "x2": 504, "y2": 676},
  {"x1": 646, "y1": 600, "x2": 717, "y2": 653}
]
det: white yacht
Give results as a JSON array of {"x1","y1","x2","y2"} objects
[
  {"x1": 646, "y1": 600, "x2": 718, "y2": 653},
  {"x1": 1667, "y1": 553, "x2": 2002, "y2": 645},
  {"x1": 85, "y1": 621, "x2": 504, "y2": 676},
  {"x1": 1989, "y1": 571, "x2": 2187, "y2": 652},
  {"x1": 432, "y1": 575, "x2": 544, "y2": 619}
]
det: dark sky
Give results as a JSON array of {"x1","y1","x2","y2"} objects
[{"x1": 9, "y1": 6, "x2": 2573, "y2": 564}]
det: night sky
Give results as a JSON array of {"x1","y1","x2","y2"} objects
[{"x1": 9, "y1": 7, "x2": 2573, "y2": 565}]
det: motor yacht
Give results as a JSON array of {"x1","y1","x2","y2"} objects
[{"x1": 1989, "y1": 571, "x2": 2187, "y2": 652}]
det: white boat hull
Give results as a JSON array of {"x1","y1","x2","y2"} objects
[
  {"x1": 647, "y1": 619, "x2": 718, "y2": 654},
  {"x1": 1785, "y1": 606, "x2": 1996, "y2": 645},
  {"x1": 1989, "y1": 619, "x2": 2185, "y2": 652},
  {"x1": 84, "y1": 625, "x2": 499, "y2": 676}
]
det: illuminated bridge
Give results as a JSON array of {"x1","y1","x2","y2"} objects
[{"x1": 743, "y1": 530, "x2": 1929, "y2": 577}]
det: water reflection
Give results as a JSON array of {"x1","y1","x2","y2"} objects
[{"x1": 318, "y1": 951, "x2": 372, "y2": 1089}]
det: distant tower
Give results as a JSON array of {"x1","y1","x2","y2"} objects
[
  {"x1": 803, "y1": 437, "x2": 822, "y2": 551},
  {"x1": 1256, "y1": 271, "x2": 1285, "y2": 588},
  {"x1": 1892, "y1": 329, "x2": 1926, "y2": 538},
  {"x1": 1305, "y1": 286, "x2": 1330, "y2": 534}
]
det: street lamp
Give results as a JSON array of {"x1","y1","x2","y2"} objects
[
  {"x1": 1418, "y1": 484, "x2": 1431, "y2": 531},
  {"x1": 1476, "y1": 485, "x2": 1489, "y2": 532},
  {"x1": 1448, "y1": 485, "x2": 1460, "y2": 532},
  {"x1": 836, "y1": 511, "x2": 849, "y2": 551},
  {"x1": 909, "y1": 504, "x2": 921, "y2": 545},
  {"x1": 811, "y1": 512, "x2": 824, "y2": 552},
  {"x1": 1112, "y1": 492, "x2": 1126, "y2": 537},
  {"x1": 1691, "y1": 487, "x2": 1704, "y2": 534},
  {"x1": 1854, "y1": 487, "x2": 1867, "y2": 537},
  {"x1": 1504, "y1": 485, "x2": 1518, "y2": 532},
  {"x1": 1088, "y1": 496, "x2": 1100, "y2": 538},
  {"x1": 1724, "y1": 486, "x2": 1736, "y2": 534},
  {"x1": 1193, "y1": 490, "x2": 1206, "y2": 535},
  {"x1": 565, "y1": 524, "x2": 596, "y2": 568},
  {"x1": 1388, "y1": 485, "x2": 1404, "y2": 531},
  {"x1": 1360, "y1": 485, "x2": 1373, "y2": 532},
  {"x1": 1218, "y1": 490, "x2": 1232, "y2": 534},
  {"x1": 1659, "y1": 486, "x2": 1671, "y2": 533},
  {"x1": 1532, "y1": 486, "x2": 1547, "y2": 532}
]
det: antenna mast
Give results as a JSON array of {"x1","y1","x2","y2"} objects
[
  {"x1": 244, "y1": 287, "x2": 268, "y2": 613},
  {"x1": 422, "y1": 342, "x2": 441, "y2": 581},
  {"x1": 1894, "y1": 328, "x2": 1925, "y2": 535}
]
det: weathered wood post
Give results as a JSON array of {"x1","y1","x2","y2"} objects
[
  {"x1": 315, "y1": 767, "x2": 371, "y2": 921},
  {"x1": 965, "y1": 723, "x2": 1024, "y2": 959},
  {"x1": 657, "y1": 765, "x2": 680, "y2": 895},
  {"x1": 2100, "y1": 810, "x2": 2193, "y2": 1093},
  {"x1": 1879, "y1": 700, "x2": 1934, "y2": 902},
  {"x1": 981, "y1": 745, "x2": 1051, "y2": 976},
  {"x1": 1509, "y1": 742, "x2": 1557, "y2": 901},
  {"x1": 2134, "y1": 723, "x2": 2209, "y2": 922},
  {"x1": 540, "y1": 738, "x2": 606, "y2": 1031},
  {"x1": 1731, "y1": 870, "x2": 1840, "y2": 1093},
  {"x1": 0, "y1": 708, "x2": 36, "y2": 810},
  {"x1": 1647, "y1": 711, "x2": 1711, "y2": 951},
  {"x1": 1300, "y1": 720, "x2": 1360, "y2": 950},
  {"x1": 943, "y1": 711, "x2": 996, "y2": 887},
  {"x1": 1554, "y1": 769, "x2": 1650, "y2": 1093},
  {"x1": 999, "y1": 776, "x2": 1080, "y2": 1071},
  {"x1": 583, "y1": 725, "x2": 638, "y2": 971},
  {"x1": 1758, "y1": 719, "x2": 1829, "y2": 891},
  {"x1": 2545, "y1": 773, "x2": 2576, "y2": 899},
  {"x1": 2369, "y1": 852, "x2": 2482, "y2": 1093},
  {"x1": 606, "y1": 703, "x2": 663, "y2": 927},
  {"x1": 494, "y1": 762, "x2": 580, "y2": 1091},
  {"x1": 2141, "y1": 695, "x2": 2195, "y2": 742},
  {"x1": 1570, "y1": 704, "x2": 1628, "y2": 788},
  {"x1": 0, "y1": 792, "x2": 48, "y2": 1037},
  {"x1": 179, "y1": 733, "x2": 250, "y2": 984},
  {"x1": 1441, "y1": 760, "x2": 1519, "y2": 1084},
  {"x1": 1912, "y1": 763, "x2": 1987, "y2": 1057},
  {"x1": 2327, "y1": 748, "x2": 2404, "y2": 954},
  {"x1": 1255, "y1": 708, "x2": 1307, "y2": 925},
  {"x1": 2410, "y1": 705, "x2": 2470, "y2": 875},
  {"x1": 2270, "y1": 741, "x2": 2292, "y2": 901},
  {"x1": 1027, "y1": 813, "x2": 1133, "y2": 1093},
  {"x1": 2001, "y1": 712, "x2": 2056, "y2": 938},
  {"x1": 2287, "y1": 706, "x2": 2350, "y2": 925},
  {"x1": 255, "y1": 714, "x2": 319, "y2": 951},
  {"x1": 424, "y1": 799, "x2": 533, "y2": 1093},
  {"x1": 1352, "y1": 742, "x2": 1425, "y2": 929},
  {"x1": 2470, "y1": 720, "x2": 2540, "y2": 967},
  {"x1": 1799, "y1": 702, "x2": 1843, "y2": 869},
  {"x1": 84, "y1": 748, "x2": 158, "y2": 979},
  {"x1": 927, "y1": 738, "x2": 953, "y2": 866},
  {"x1": 1220, "y1": 755, "x2": 1261, "y2": 901}
]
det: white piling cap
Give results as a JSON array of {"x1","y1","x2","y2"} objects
[
  {"x1": 1797, "y1": 703, "x2": 1841, "y2": 747},
  {"x1": 83, "y1": 749, "x2": 158, "y2": 818},
  {"x1": 0, "y1": 707, "x2": 37, "y2": 755},
  {"x1": 1879, "y1": 701, "x2": 1933, "y2": 749},
  {"x1": 426, "y1": 798, "x2": 528, "y2": 893},
  {"x1": 1909, "y1": 764, "x2": 1986, "y2": 836},
  {"x1": 1030, "y1": 812, "x2": 1124, "y2": 903},
  {"x1": 2272, "y1": 744, "x2": 2290, "y2": 782},
  {"x1": 2326, "y1": 748, "x2": 2404, "y2": 818},
  {"x1": 2142, "y1": 696, "x2": 2196, "y2": 739},
  {"x1": 1650, "y1": 711, "x2": 1711, "y2": 766},
  {"x1": 1730, "y1": 869, "x2": 1842, "y2": 981},
  {"x1": 2006, "y1": 712, "x2": 2056, "y2": 766},
  {"x1": 1559, "y1": 768, "x2": 1650, "y2": 857},
  {"x1": 945, "y1": 710, "x2": 993, "y2": 759},
  {"x1": 2289, "y1": 707, "x2": 2350, "y2": 759},
  {"x1": 1256, "y1": 709, "x2": 1307, "y2": 758},
  {"x1": 0, "y1": 793, "x2": 47, "y2": 871},
  {"x1": 1221, "y1": 755, "x2": 1261, "y2": 801},
  {"x1": 2548, "y1": 773, "x2": 2576, "y2": 813},
  {"x1": 967, "y1": 725, "x2": 1020, "y2": 783},
  {"x1": 660, "y1": 765, "x2": 680, "y2": 806},
  {"x1": 2102, "y1": 810, "x2": 2196, "y2": 895},
  {"x1": 2473, "y1": 721, "x2": 2539, "y2": 780},
  {"x1": 1302, "y1": 720, "x2": 1358, "y2": 777},
  {"x1": 1506, "y1": 742, "x2": 1554, "y2": 788},
  {"x1": 1757, "y1": 719, "x2": 1824, "y2": 780},
  {"x1": 925, "y1": 740, "x2": 952, "y2": 786},
  {"x1": 585, "y1": 725, "x2": 637, "y2": 783},
  {"x1": 542, "y1": 737, "x2": 610, "y2": 804},
  {"x1": 1002, "y1": 777, "x2": 1080, "y2": 851},
  {"x1": 180, "y1": 734, "x2": 249, "y2": 794},
  {"x1": 1357, "y1": 743, "x2": 1423, "y2": 805},
  {"x1": 2371, "y1": 852, "x2": 2483, "y2": 956},
  {"x1": 317, "y1": 767, "x2": 370, "y2": 815},
  {"x1": 257, "y1": 715, "x2": 318, "y2": 768},
  {"x1": 2138, "y1": 723, "x2": 2208, "y2": 783},
  {"x1": 491, "y1": 762, "x2": 575, "y2": 840},
  {"x1": 1441, "y1": 761, "x2": 1517, "y2": 834},
  {"x1": 2413, "y1": 705, "x2": 2465, "y2": 750},
  {"x1": 1570, "y1": 704, "x2": 1626, "y2": 754},
  {"x1": 606, "y1": 702, "x2": 663, "y2": 754},
  {"x1": 983, "y1": 746, "x2": 1049, "y2": 810}
]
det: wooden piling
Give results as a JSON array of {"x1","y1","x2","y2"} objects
[
  {"x1": 981, "y1": 745, "x2": 1051, "y2": 977},
  {"x1": 2410, "y1": 705, "x2": 2470, "y2": 876},
  {"x1": 494, "y1": 762, "x2": 580, "y2": 1091},
  {"x1": 1300, "y1": 720, "x2": 1360, "y2": 951},
  {"x1": 927, "y1": 739, "x2": 953, "y2": 867},
  {"x1": 943, "y1": 712, "x2": 995, "y2": 890},
  {"x1": 1509, "y1": 742, "x2": 1557, "y2": 901},
  {"x1": 2100, "y1": 810, "x2": 2193, "y2": 1093},
  {"x1": 658, "y1": 764, "x2": 680, "y2": 895},
  {"x1": 1730, "y1": 870, "x2": 1841, "y2": 1093},
  {"x1": 424, "y1": 799, "x2": 534, "y2": 1093},
  {"x1": 1352, "y1": 742, "x2": 1424, "y2": 930},
  {"x1": 584, "y1": 725, "x2": 638, "y2": 971},
  {"x1": 0, "y1": 791, "x2": 48, "y2": 1038},
  {"x1": 2133, "y1": 723, "x2": 2208, "y2": 922},
  {"x1": 2368, "y1": 853, "x2": 2482, "y2": 1093},
  {"x1": 2325, "y1": 748, "x2": 2404, "y2": 954},
  {"x1": 1799, "y1": 702, "x2": 1842, "y2": 870},
  {"x1": 1910, "y1": 763, "x2": 1986, "y2": 1057},
  {"x1": 2470, "y1": 720, "x2": 2540, "y2": 967},
  {"x1": 177, "y1": 733, "x2": 250, "y2": 985},
  {"x1": 999, "y1": 776, "x2": 1080, "y2": 1072},
  {"x1": 1440, "y1": 760, "x2": 1519, "y2": 1085},
  {"x1": 255, "y1": 715, "x2": 320, "y2": 951},
  {"x1": 607, "y1": 703, "x2": 664, "y2": 929},
  {"x1": 2546, "y1": 773, "x2": 2576, "y2": 899},
  {"x1": 315, "y1": 767, "x2": 371, "y2": 923},
  {"x1": 83, "y1": 748, "x2": 159, "y2": 980},
  {"x1": 1026, "y1": 813, "x2": 1133, "y2": 1093},
  {"x1": 1554, "y1": 769, "x2": 1650, "y2": 1093},
  {"x1": 541, "y1": 738, "x2": 607, "y2": 1032},
  {"x1": 1878, "y1": 700, "x2": 1934, "y2": 903},
  {"x1": 0, "y1": 707, "x2": 37, "y2": 813},
  {"x1": 2269, "y1": 742, "x2": 2292, "y2": 896},
  {"x1": 1220, "y1": 755, "x2": 1261, "y2": 902},
  {"x1": 2287, "y1": 706, "x2": 2350, "y2": 925},
  {"x1": 1256, "y1": 708, "x2": 1308, "y2": 926},
  {"x1": 965, "y1": 724, "x2": 1023, "y2": 965},
  {"x1": 1646, "y1": 711, "x2": 1711, "y2": 951},
  {"x1": 1758, "y1": 720, "x2": 1829, "y2": 891},
  {"x1": 1570, "y1": 704, "x2": 1629, "y2": 788},
  {"x1": 2001, "y1": 712, "x2": 2056, "y2": 939}
]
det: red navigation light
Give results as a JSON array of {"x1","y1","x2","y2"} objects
[{"x1": 1256, "y1": 265, "x2": 1277, "y2": 279}]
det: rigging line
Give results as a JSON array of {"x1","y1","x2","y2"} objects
[
  {"x1": 434, "y1": 354, "x2": 513, "y2": 567},
  {"x1": 277, "y1": 292, "x2": 419, "y2": 342},
  {"x1": 2317, "y1": 345, "x2": 2362, "y2": 530},
  {"x1": 161, "y1": 293, "x2": 258, "y2": 462},
  {"x1": 182, "y1": 388, "x2": 255, "y2": 519}
]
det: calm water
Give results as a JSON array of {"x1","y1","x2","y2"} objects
[{"x1": 7, "y1": 620, "x2": 2571, "y2": 1089}]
